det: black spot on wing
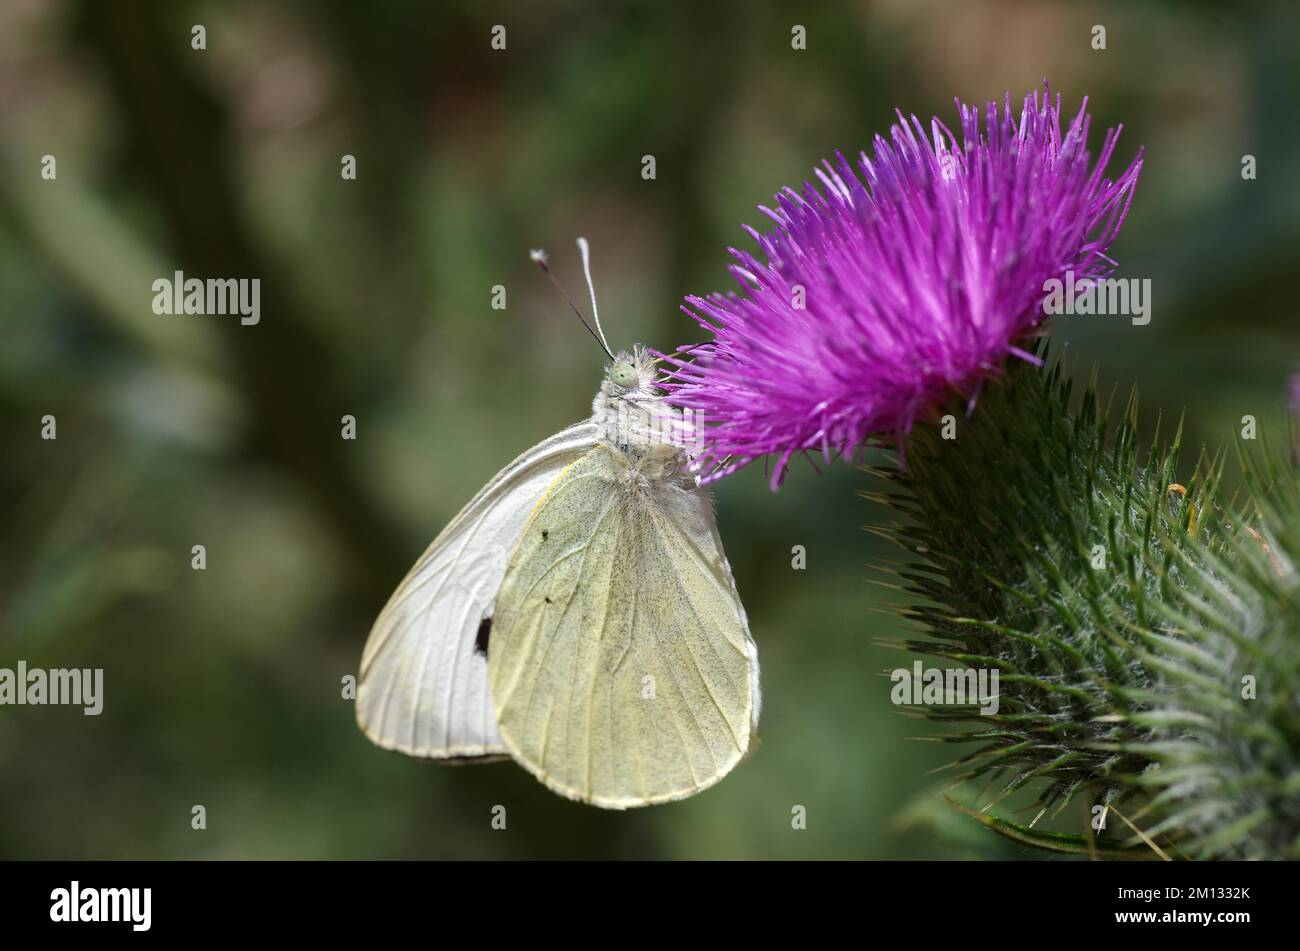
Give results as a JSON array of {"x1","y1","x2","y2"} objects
[
  {"x1": 541, "y1": 529, "x2": 549, "y2": 540},
  {"x1": 474, "y1": 616, "x2": 491, "y2": 657}
]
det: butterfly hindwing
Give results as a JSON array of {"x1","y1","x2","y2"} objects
[
  {"x1": 489, "y1": 443, "x2": 758, "y2": 807},
  {"x1": 356, "y1": 422, "x2": 600, "y2": 760}
]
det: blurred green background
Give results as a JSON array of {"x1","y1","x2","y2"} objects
[{"x1": 1, "y1": 0, "x2": 1297, "y2": 859}]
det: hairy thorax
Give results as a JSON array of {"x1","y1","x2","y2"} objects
[{"x1": 590, "y1": 348, "x2": 698, "y2": 492}]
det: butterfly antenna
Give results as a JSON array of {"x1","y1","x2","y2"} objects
[
  {"x1": 576, "y1": 237, "x2": 613, "y2": 356},
  {"x1": 530, "y1": 248, "x2": 614, "y2": 360}
]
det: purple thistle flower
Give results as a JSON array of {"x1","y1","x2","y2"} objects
[{"x1": 662, "y1": 85, "x2": 1143, "y2": 489}]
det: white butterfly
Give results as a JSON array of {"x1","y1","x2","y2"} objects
[{"x1": 356, "y1": 239, "x2": 760, "y2": 808}]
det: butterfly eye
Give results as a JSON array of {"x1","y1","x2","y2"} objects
[{"x1": 609, "y1": 363, "x2": 638, "y2": 388}]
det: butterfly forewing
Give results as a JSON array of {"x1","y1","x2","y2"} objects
[
  {"x1": 489, "y1": 444, "x2": 758, "y2": 808},
  {"x1": 357, "y1": 422, "x2": 600, "y2": 759}
]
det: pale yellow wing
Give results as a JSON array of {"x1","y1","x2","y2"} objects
[{"x1": 489, "y1": 444, "x2": 759, "y2": 808}]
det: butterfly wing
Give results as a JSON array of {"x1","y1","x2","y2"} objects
[
  {"x1": 489, "y1": 444, "x2": 759, "y2": 807},
  {"x1": 357, "y1": 421, "x2": 600, "y2": 760}
]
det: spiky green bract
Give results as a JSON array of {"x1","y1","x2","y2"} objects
[
  {"x1": 869, "y1": 355, "x2": 1300, "y2": 858},
  {"x1": 1125, "y1": 446, "x2": 1300, "y2": 859}
]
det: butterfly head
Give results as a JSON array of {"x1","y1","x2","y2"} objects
[
  {"x1": 607, "y1": 361, "x2": 639, "y2": 389},
  {"x1": 603, "y1": 346, "x2": 660, "y2": 397}
]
